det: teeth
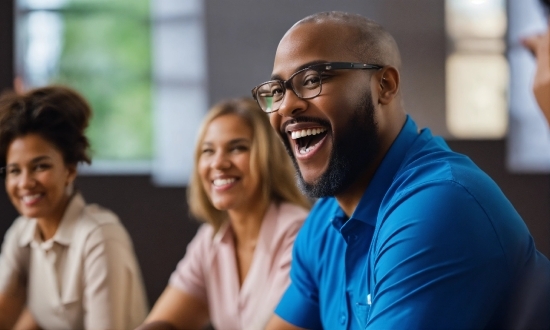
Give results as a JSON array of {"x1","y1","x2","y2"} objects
[
  {"x1": 299, "y1": 146, "x2": 316, "y2": 154},
  {"x1": 291, "y1": 127, "x2": 327, "y2": 140},
  {"x1": 213, "y1": 178, "x2": 236, "y2": 186},
  {"x1": 22, "y1": 194, "x2": 41, "y2": 203}
]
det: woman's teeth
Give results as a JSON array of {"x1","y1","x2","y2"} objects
[
  {"x1": 213, "y1": 178, "x2": 236, "y2": 186},
  {"x1": 22, "y1": 194, "x2": 41, "y2": 203}
]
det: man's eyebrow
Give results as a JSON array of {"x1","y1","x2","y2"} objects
[{"x1": 270, "y1": 60, "x2": 330, "y2": 80}]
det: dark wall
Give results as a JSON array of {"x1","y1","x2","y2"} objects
[
  {"x1": 0, "y1": 0, "x2": 13, "y2": 91},
  {"x1": 0, "y1": 0, "x2": 549, "y2": 307},
  {"x1": 205, "y1": 0, "x2": 448, "y2": 136}
]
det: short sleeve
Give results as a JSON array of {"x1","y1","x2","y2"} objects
[
  {"x1": 168, "y1": 224, "x2": 212, "y2": 302},
  {"x1": 0, "y1": 219, "x2": 28, "y2": 296},
  {"x1": 82, "y1": 222, "x2": 148, "y2": 330},
  {"x1": 366, "y1": 181, "x2": 511, "y2": 329},
  {"x1": 274, "y1": 217, "x2": 323, "y2": 329}
]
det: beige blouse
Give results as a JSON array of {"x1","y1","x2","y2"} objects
[{"x1": 0, "y1": 193, "x2": 148, "y2": 329}]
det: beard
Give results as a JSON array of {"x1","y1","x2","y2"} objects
[{"x1": 284, "y1": 91, "x2": 380, "y2": 198}]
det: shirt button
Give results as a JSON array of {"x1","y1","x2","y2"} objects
[{"x1": 340, "y1": 314, "x2": 346, "y2": 325}]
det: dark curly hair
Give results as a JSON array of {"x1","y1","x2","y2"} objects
[{"x1": 0, "y1": 85, "x2": 92, "y2": 168}]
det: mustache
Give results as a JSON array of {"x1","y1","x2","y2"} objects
[{"x1": 280, "y1": 116, "x2": 331, "y2": 134}]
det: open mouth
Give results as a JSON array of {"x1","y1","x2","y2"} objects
[{"x1": 291, "y1": 127, "x2": 328, "y2": 155}]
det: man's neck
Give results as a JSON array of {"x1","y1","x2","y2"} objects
[
  {"x1": 335, "y1": 160, "x2": 379, "y2": 217},
  {"x1": 335, "y1": 110, "x2": 407, "y2": 217}
]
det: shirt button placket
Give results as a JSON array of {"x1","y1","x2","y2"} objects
[{"x1": 340, "y1": 313, "x2": 347, "y2": 325}]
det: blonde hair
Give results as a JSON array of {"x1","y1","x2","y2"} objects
[{"x1": 187, "y1": 98, "x2": 310, "y2": 232}]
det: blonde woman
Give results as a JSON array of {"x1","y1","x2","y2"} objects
[{"x1": 139, "y1": 98, "x2": 310, "y2": 330}]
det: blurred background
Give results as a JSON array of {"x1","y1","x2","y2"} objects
[{"x1": 0, "y1": 0, "x2": 549, "y2": 306}]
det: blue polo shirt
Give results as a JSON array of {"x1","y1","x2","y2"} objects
[{"x1": 275, "y1": 116, "x2": 548, "y2": 329}]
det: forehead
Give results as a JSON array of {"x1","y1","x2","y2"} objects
[
  {"x1": 7, "y1": 134, "x2": 63, "y2": 163},
  {"x1": 203, "y1": 114, "x2": 253, "y2": 143},
  {"x1": 273, "y1": 22, "x2": 359, "y2": 78}
]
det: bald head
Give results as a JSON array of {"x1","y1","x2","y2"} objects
[{"x1": 288, "y1": 11, "x2": 401, "y2": 69}]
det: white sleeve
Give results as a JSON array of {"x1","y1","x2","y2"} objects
[
  {"x1": 0, "y1": 219, "x2": 28, "y2": 296},
  {"x1": 82, "y1": 223, "x2": 148, "y2": 330}
]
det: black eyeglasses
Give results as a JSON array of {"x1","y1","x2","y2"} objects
[{"x1": 251, "y1": 62, "x2": 383, "y2": 113}]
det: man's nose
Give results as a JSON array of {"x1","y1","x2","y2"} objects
[{"x1": 276, "y1": 88, "x2": 308, "y2": 118}]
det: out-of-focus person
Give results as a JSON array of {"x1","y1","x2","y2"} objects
[
  {"x1": 523, "y1": 0, "x2": 550, "y2": 126},
  {"x1": 138, "y1": 98, "x2": 310, "y2": 330},
  {"x1": 0, "y1": 85, "x2": 148, "y2": 330}
]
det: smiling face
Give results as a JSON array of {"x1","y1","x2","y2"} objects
[
  {"x1": 5, "y1": 134, "x2": 76, "y2": 223},
  {"x1": 198, "y1": 114, "x2": 261, "y2": 213},
  {"x1": 270, "y1": 21, "x2": 382, "y2": 197}
]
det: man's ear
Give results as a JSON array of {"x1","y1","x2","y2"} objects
[{"x1": 377, "y1": 66, "x2": 400, "y2": 105}]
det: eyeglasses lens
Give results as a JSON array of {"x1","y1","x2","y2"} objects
[{"x1": 256, "y1": 69, "x2": 322, "y2": 112}]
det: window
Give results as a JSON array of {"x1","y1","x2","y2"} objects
[
  {"x1": 15, "y1": 0, "x2": 208, "y2": 184},
  {"x1": 445, "y1": 0, "x2": 508, "y2": 139}
]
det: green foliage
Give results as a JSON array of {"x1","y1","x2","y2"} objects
[{"x1": 54, "y1": 0, "x2": 152, "y2": 160}]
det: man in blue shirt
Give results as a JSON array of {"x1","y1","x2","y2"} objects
[{"x1": 251, "y1": 11, "x2": 550, "y2": 329}]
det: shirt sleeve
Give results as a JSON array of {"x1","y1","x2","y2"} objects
[
  {"x1": 275, "y1": 212, "x2": 323, "y2": 329},
  {"x1": 168, "y1": 224, "x2": 210, "y2": 302},
  {"x1": 82, "y1": 222, "x2": 148, "y2": 330},
  {"x1": 0, "y1": 219, "x2": 27, "y2": 296},
  {"x1": 366, "y1": 181, "x2": 513, "y2": 329}
]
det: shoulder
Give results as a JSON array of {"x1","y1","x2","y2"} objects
[
  {"x1": 389, "y1": 140, "x2": 512, "y2": 217},
  {"x1": 292, "y1": 198, "x2": 340, "y2": 251},
  {"x1": 2, "y1": 216, "x2": 35, "y2": 249},
  {"x1": 184, "y1": 223, "x2": 218, "y2": 258},
  {"x1": 0, "y1": 216, "x2": 32, "y2": 258},
  {"x1": 274, "y1": 202, "x2": 309, "y2": 228},
  {"x1": 4, "y1": 216, "x2": 31, "y2": 239},
  {"x1": 74, "y1": 203, "x2": 134, "y2": 250},
  {"x1": 377, "y1": 150, "x2": 528, "y2": 269},
  {"x1": 300, "y1": 198, "x2": 337, "y2": 230}
]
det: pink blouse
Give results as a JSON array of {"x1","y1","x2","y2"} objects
[{"x1": 169, "y1": 202, "x2": 308, "y2": 330}]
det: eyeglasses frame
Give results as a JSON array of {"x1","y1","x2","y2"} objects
[{"x1": 251, "y1": 62, "x2": 384, "y2": 113}]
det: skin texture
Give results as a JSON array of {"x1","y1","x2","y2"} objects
[
  {"x1": 523, "y1": 22, "x2": 550, "y2": 127},
  {"x1": 280, "y1": 83, "x2": 381, "y2": 199},
  {"x1": 198, "y1": 114, "x2": 262, "y2": 218},
  {"x1": 268, "y1": 20, "x2": 405, "y2": 217},
  {"x1": 5, "y1": 134, "x2": 76, "y2": 241},
  {"x1": 265, "y1": 15, "x2": 406, "y2": 330},
  {"x1": 198, "y1": 114, "x2": 265, "y2": 285},
  {"x1": 0, "y1": 133, "x2": 76, "y2": 330},
  {"x1": 140, "y1": 114, "x2": 269, "y2": 329}
]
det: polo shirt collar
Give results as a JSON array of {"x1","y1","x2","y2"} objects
[
  {"x1": 18, "y1": 192, "x2": 86, "y2": 247},
  {"x1": 332, "y1": 115, "x2": 419, "y2": 229}
]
